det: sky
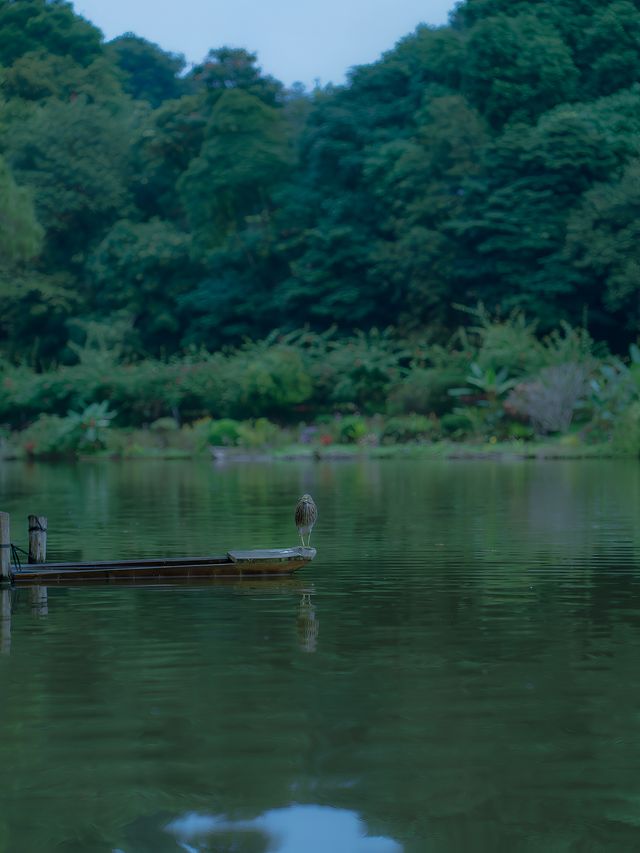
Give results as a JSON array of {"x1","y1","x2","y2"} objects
[{"x1": 73, "y1": 0, "x2": 456, "y2": 88}]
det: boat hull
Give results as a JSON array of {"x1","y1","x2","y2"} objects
[{"x1": 9, "y1": 548, "x2": 316, "y2": 585}]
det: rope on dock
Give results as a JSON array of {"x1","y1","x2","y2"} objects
[{"x1": 9, "y1": 544, "x2": 28, "y2": 571}]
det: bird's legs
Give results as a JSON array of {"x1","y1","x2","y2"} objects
[{"x1": 299, "y1": 532, "x2": 305, "y2": 548}]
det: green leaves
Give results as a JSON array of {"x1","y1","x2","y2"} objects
[
  {"x1": 3, "y1": 0, "x2": 640, "y2": 366},
  {"x1": 0, "y1": 155, "x2": 42, "y2": 266},
  {"x1": 178, "y1": 89, "x2": 292, "y2": 249},
  {"x1": 5, "y1": 98, "x2": 132, "y2": 263},
  {"x1": 462, "y1": 13, "x2": 578, "y2": 127}
]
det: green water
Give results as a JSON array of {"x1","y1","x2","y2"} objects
[{"x1": 1, "y1": 458, "x2": 640, "y2": 852}]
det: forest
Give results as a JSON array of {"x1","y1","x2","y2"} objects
[{"x1": 2, "y1": 0, "x2": 640, "y2": 456}]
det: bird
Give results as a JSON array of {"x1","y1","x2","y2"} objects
[{"x1": 295, "y1": 494, "x2": 318, "y2": 548}]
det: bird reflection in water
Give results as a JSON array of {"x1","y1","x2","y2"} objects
[{"x1": 296, "y1": 590, "x2": 319, "y2": 653}]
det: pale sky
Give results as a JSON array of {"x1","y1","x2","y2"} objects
[{"x1": 73, "y1": 0, "x2": 456, "y2": 88}]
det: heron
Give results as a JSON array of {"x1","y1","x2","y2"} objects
[{"x1": 295, "y1": 494, "x2": 317, "y2": 548}]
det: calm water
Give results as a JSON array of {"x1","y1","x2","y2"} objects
[{"x1": 1, "y1": 458, "x2": 640, "y2": 852}]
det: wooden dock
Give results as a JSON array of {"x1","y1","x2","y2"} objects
[
  {"x1": 0, "y1": 511, "x2": 316, "y2": 585},
  {"x1": 8, "y1": 548, "x2": 316, "y2": 584}
]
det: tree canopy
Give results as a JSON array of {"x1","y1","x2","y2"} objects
[{"x1": 1, "y1": 0, "x2": 640, "y2": 366}]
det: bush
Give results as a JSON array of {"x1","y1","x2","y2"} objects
[
  {"x1": 381, "y1": 415, "x2": 437, "y2": 444},
  {"x1": 387, "y1": 367, "x2": 467, "y2": 415},
  {"x1": 468, "y1": 307, "x2": 545, "y2": 376},
  {"x1": 337, "y1": 415, "x2": 369, "y2": 444},
  {"x1": 612, "y1": 402, "x2": 640, "y2": 456},
  {"x1": 20, "y1": 414, "x2": 73, "y2": 457},
  {"x1": 307, "y1": 329, "x2": 407, "y2": 413},
  {"x1": 505, "y1": 363, "x2": 591, "y2": 434},
  {"x1": 236, "y1": 418, "x2": 281, "y2": 448},
  {"x1": 206, "y1": 418, "x2": 242, "y2": 446},
  {"x1": 19, "y1": 401, "x2": 115, "y2": 457},
  {"x1": 440, "y1": 412, "x2": 474, "y2": 437}
]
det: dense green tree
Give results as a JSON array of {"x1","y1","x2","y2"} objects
[
  {"x1": 2, "y1": 50, "x2": 121, "y2": 102},
  {"x1": 87, "y1": 219, "x2": 200, "y2": 354},
  {"x1": 131, "y1": 93, "x2": 208, "y2": 221},
  {"x1": 189, "y1": 46, "x2": 283, "y2": 107},
  {"x1": 565, "y1": 159, "x2": 640, "y2": 332},
  {"x1": 580, "y1": 1, "x2": 640, "y2": 95},
  {"x1": 450, "y1": 87, "x2": 640, "y2": 333},
  {"x1": 178, "y1": 88, "x2": 292, "y2": 249},
  {"x1": 0, "y1": 0, "x2": 102, "y2": 67},
  {"x1": 0, "y1": 155, "x2": 76, "y2": 364},
  {"x1": 4, "y1": 97, "x2": 132, "y2": 266},
  {"x1": 105, "y1": 34, "x2": 186, "y2": 107},
  {"x1": 2, "y1": 0, "x2": 640, "y2": 362},
  {"x1": 362, "y1": 94, "x2": 488, "y2": 330},
  {"x1": 0, "y1": 154, "x2": 42, "y2": 265},
  {"x1": 461, "y1": 13, "x2": 578, "y2": 127}
]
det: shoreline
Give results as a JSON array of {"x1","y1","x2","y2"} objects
[{"x1": 1, "y1": 439, "x2": 626, "y2": 463}]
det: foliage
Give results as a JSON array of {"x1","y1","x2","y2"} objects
[
  {"x1": 0, "y1": 0, "x2": 102, "y2": 68},
  {"x1": 105, "y1": 34, "x2": 186, "y2": 107},
  {"x1": 206, "y1": 418, "x2": 242, "y2": 447},
  {"x1": 450, "y1": 362, "x2": 517, "y2": 403},
  {"x1": 380, "y1": 415, "x2": 437, "y2": 444},
  {"x1": 611, "y1": 402, "x2": 640, "y2": 457},
  {"x1": 505, "y1": 364, "x2": 591, "y2": 434},
  {"x1": 336, "y1": 415, "x2": 369, "y2": 444},
  {"x1": 387, "y1": 367, "x2": 466, "y2": 416},
  {"x1": 0, "y1": 154, "x2": 43, "y2": 265},
  {"x1": 440, "y1": 412, "x2": 475, "y2": 437},
  {"x1": 3, "y1": 0, "x2": 640, "y2": 384},
  {"x1": 4, "y1": 98, "x2": 132, "y2": 267},
  {"x1": 306, "y1": 329, "x2": 408, "y2": 413},
  {"x1": 19, "y1": 401, "x2": 115, "y2": 457}
]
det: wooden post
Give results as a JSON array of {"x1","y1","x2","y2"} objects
[
  {"x1": 1, "y1": 588, "x2": 11, "y2": 655},
  {"x1": 0, "y1": 512, "x2": 10, "y2": 580},
  {"x1": 28, "y1": 515, "x2": 47, "y2": 564}
]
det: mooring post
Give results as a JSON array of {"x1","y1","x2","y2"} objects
[
  {"x1": 0, "y1": 512, "x2": 10, "y2": 580},
  {"x1": 28, "y1": 515, "x2": 47, "y2": 564},
  {"x1": 1, "y1": 588, "x2": 10, "y2": 655}
]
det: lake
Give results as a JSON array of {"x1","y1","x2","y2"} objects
[{"x1": 1, "y1": 458, "x2": 640, "y2": 852}]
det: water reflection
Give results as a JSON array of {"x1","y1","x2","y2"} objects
[
  {"x1": 29, "y1": 585, "x2": 48, "y2": 616},
  {"x1": 1, "y1": 587, "x2": 11, "y2": 655},
  {"x1": 296, "y1": 590, "x2": 319, "y2": 653},
  {"x1": 1, "y1": 581, "x2": 318, "y2": 656},
  {"x1": 3, "y1": 459, "x2": 640, "y2": 851},
  {"x1": 165, "y1": 805, "x2": 402, "y2": 853}
]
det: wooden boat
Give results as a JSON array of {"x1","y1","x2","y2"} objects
[{"x1": 9, "y1": 547, "x2": 316, "y2": 585}]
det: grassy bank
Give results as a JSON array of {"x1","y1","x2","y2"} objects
[
  {"x1": 0, "y1": 419, "x2": 622, "y2": 463},
  {"x1": 3, "y1": 312, "x2": 640, "y2": 462}
]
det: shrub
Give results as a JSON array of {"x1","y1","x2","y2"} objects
[
  {"x1": 612, "y1": 402, "x2": 640, "y2": 456},
  {"x1": 337, "y1": 415, "x2": 369, "y2": 444},
  {"x1": 505, "y1": 363, "x2": 591, "y2": 434},
  {"x1": 440, "y1": 412, "x2": 475, "y2": 436},
  {"x1": 218, "y1": 337, "x2": 313, "y2": 419},
  {"x1": 236, "y1": 418, "x2": 281, "y2": 448},
  {"x1": 307, "y1": 329, "x2": 407, "y2": 413},
  {"x1": 19, "y1": 402, "x2": 116, "y2": 457},
  {"x1": 20, "y1": 414, "x2": 73, "y2": 457},
  {"x1": 468, "y1": 307, "x2": 545, "y2": 376},
  {"x1": 206, "y1": 418, "x2": 242, "y2": 446},
  {"x1": 381, "y1": 415, "x2": 437, "y2": 444},
  {"x1": 387, "y1": 367, "x2": 467, "y2": 415}
]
